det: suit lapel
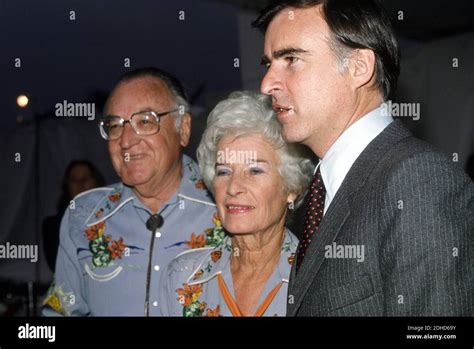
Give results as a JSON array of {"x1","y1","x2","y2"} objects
[
  {"x1": 287, "y1": 120, "x2": 412, "y2": 316},
  {"x1": 287, "y1": 189, "x2": 351, "y2": 316}
]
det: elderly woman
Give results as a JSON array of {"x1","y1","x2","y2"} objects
[{"x1": 158, "y1": 92, "x2": 313, "y2": 316}]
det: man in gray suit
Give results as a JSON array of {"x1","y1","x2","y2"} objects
[{"x1": 254, "y1": 0, "x2": 473, "y2": 316}]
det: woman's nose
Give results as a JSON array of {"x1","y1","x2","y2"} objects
[{"x1": 226, "y1": 174, "x2": 247, "y2": 196}]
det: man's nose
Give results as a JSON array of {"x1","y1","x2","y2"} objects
[
  {"x1": 260, "y1": 67, "x2": 283, "y2": 96},
  {"x1": 119, "y1": 122, "x2": 140, "y2": 149}
]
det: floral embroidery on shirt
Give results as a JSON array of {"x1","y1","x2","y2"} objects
[
  {"x1": 186, "y1": 233, "x2": 207, "y2": 249},
  {"x1": 210, "y1": 250, "x2": 222, "y2": 263},
  {"x1": 84, "y1": 222, "x2": 128, "y2": 267},
  {"x1": 288, "y1": 253, "x2": 295, "y2": 265},
  {"x1": 191, "y1": 244, "x2": 224, "y2": 281},
  {"x1": 90, "y1": 188, "x2": 122, "y2": 221},
  {"x1": 108, "y1": 238, "x2": 126, "y2": 259},
  {"x1": 42, "y1": 282, "x2": 73, "y2": 316},
  {"x1": 282, "y1": 240, "x2": 297, "y2": 265},
  {"x1": 194, "y1": 179, "x2": 206, "y2": 190},
  {"x1": 204, "y1": 213, "x2": 227, "y2": 248},
  {"x1": 176, "y1": 283, "x2": 220, "y2": 317},
  {"x1": 206, "y1": 305, "x2": 220, "y2": 317},
  {"x1": 176, "y1": 284, "x2": 206, "y2": 316},
  {"x1": 85, "y1": 221, "x2": 105, "y2": 241},
  {"x1": 108, "y1": 192, "x2": 121, "y2": 203},
  {"x1": 184, "y1": 213, "x2": 230, "y2": 251},
  {"x1": 192, "y1": 270, "x2": 204, "y2": 281},
  {"x1": 186, "y1": 160, "x2": 200, "y2": 182},
  {"x1": 172, "y1": 231, "x2": 297, "y2": 317},
  {"x1": 95, "y1": 208, "x2": 104, "y2": 218},
  {"x1": 185, "y1": 159, "x2": 212, "y2": 197},
  {"x1": 177, "y1": 283, "x2": 202, "y2": 306}
]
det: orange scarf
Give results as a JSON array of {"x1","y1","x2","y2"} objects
[{"x1": 217, "y1": 273, "x2": 283, "y2": 317}]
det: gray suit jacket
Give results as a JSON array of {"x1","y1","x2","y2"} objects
[{"x1": 287, "y1": 120, "x2": 473, "y2": 316}]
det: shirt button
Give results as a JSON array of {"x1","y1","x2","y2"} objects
[
  {"x1": 154, "y1": 265, "x2": 160, "y2": 271},
  {"x1": 155, "y1": 232, "x2": 161, "y2": 238},
  {"x1": 153, "y1": 301, "x2": 158, "y2": 307}
]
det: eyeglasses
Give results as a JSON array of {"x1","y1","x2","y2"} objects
[{"x1": 99, "y1": 109, "x2": 178, "y2": 140}]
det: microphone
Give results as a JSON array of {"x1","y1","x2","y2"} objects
[{"x1": 146, "y1": 214, "x2": 164, "y2": 232}]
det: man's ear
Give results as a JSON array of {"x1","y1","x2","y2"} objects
[
  {"x1": 179, "y1": 113, "x2": 191, "y2": 147},
  {"x1": 348, "y1": 48, "x2": 376, "y2": 90}
]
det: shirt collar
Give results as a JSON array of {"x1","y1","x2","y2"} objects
[
  {"x1": 275, "y1": 229, "x2": 298, "y2": 283},
  {"x1": 85, "y1": 154, "x2": 214, "y2": 226},
  {"x1": 320, "y1": 104, "x2": 393, "y2": 213},
  {"x1": 187, "y1": 229, "x2": 298, "y2": 286},
  {"x1": 176, "y1": 154, "x2": 215, "y2": 207}
]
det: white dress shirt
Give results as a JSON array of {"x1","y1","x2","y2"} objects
[{"x1": 319, "y1": 105, "x2": 393, "y2": 214}]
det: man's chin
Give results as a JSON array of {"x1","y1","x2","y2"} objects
[
  {"x1": 121, "y1": 174, "x2": 152, "y2": 188},
  {"x1": 282, "y1": 128, "x2": 303, "y2": 144}
]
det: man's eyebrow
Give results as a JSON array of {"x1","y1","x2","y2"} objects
[
  {"x1": 104, "y1": 107, "x2": 155, "y2": 119},
  {"x1": 261, "y1": 48, "x2": 309, "y2": 65},
  {"x1": 261, "y1": 55, "x2": 271, "y2": 66},
  {"x1": 135, "y1": 107, "x2": 155, "y2": 113},
  {"x1": 274, "y1": 47, "x2": 309, "y2": 58}
]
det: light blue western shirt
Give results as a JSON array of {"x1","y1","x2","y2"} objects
[{"x1": 42, "y1": 155, "x2": 218, "y2": 316}]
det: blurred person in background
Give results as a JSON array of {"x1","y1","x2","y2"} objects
[{"x1": 42, "y1": 160, "x2": 105, "y2": 272}]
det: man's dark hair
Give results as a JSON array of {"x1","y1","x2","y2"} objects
[
  {"x1": 253, "y1": 0, "x2": 400, "y2": 100},
  {"x1": 117, "y1": 67, "x2": 188, "y2": 103}
]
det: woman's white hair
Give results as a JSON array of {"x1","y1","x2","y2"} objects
[{"x1": 197, "y1": 91, "x2": 314, "y2": 209}]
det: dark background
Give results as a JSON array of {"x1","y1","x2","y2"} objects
[{"x1": 0, "y1": 0, "x2": 472, "y2": 315}]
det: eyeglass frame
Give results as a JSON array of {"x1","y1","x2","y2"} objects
[{"x1": 99, "y1": 108, "x2": 179, "y2": 140}]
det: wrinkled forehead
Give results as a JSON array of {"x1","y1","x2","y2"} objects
[{"x1": 105, "y1": 77, "x2": 175, "y2": 116}]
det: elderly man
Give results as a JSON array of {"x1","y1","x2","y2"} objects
[
  {"x1": 43, "y1": 67, "x2": 218, "y2": 316},
  {"x1": 254, "y1": 0, "x2": 473, "y2": 316}
]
